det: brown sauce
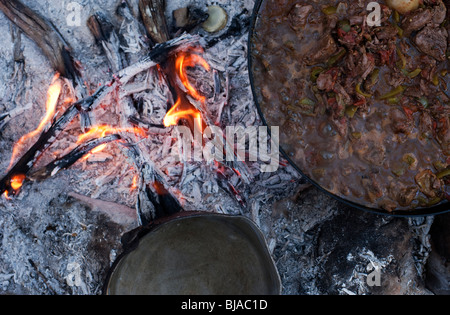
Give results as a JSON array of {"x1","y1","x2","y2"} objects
[{"x1": 251, "y1": 0, "x2": 450, "y2": 211}]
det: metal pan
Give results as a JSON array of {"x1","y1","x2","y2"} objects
[
  {"x1": 103, "y1": 185, "x2": 281, "y2": 295},
  {"x1": 104, "y1": 212, "x2": 281, "y2": 295},
  {"x1": 248, "y1": 0, "x2": 449, "y2": 217}
]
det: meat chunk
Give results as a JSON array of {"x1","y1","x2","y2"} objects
[
  {"x1": 430, "y1": 0, "x2": 447, "y2": 25},
  {"x1": 316, "y1": 71, "x2": 336, "y2": 91},
  {"x1": 436, "y1": 115, "x2": 450, "y2": 155},
  {"x1": 385, "y1": 71, "x2": 406, "y2": 87},
  {"x1": 389, "y1": 182, "x2": 418, "y2": 207},
  {"x1": 288, "y1": 4, "x2": 313, "y2": 31},
  {"x1": 415, "y1": 26, "x2": 448, "y2": 61},
  {"x1": 418, "y1": 55, "x2": 438, "y2": 81},
  {"x1": 402, "y1": 8, "x2": 433, "y2": 35},
  {"x1": 390, "y1": 108, "x2": 413, "y2": 134},
  {"x1": 307, "y1": 34, "x2": 338, "y2": 65},
  {"x1": 362, "y1": 141, "x2": 386, "y2": 166},
  {"x1": 330, "y1": 116, "x2": 348, "y2": 137},
  {"x1": 350, "y1": 49, "x2": 376, "y2": 80},
  {"x1": 361, "y1": 173, "x2": 384, "y2": 203},
  {"x1": 378, "y1": 199, "x2": 398, "y2": 212},
  {"x1": 374, "y1": 25, "x2": 399, "y2": 41},
  {"x1": 334, "y1": 83, "x2": 352, "y2": 105},
  {"x1": 419, "y1": 112, "x2": 434, "y2": 139},
  {"x1": 415, "y1": 170, "x2": 442, "y2": 198}
]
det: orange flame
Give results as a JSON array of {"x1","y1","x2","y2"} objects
[
  {"x1": 175, "y1": 52, "x2": 211, "y2": 102},
  {"x1": 8, "y1": 73, "x2": 62, "y2": 170},
  {"x1": 163, "y1": 98, "x2": 203, "y2": 132},
  {"x1": 76, "y1": 125, "x2": 147, "y2": 159},
  {"x1": 131, "y1": 174, "x2": 138, "y2": 191},
  {"x1": 163, "y1": 49, "x2": 210, "y2": 132},
  {"x1": 3, "y1": 191, "x2": 11, "y2": 200}
]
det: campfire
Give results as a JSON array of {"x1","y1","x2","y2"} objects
[{"x1": 0, "y1": 0, "x2": 264, "y2": 225}]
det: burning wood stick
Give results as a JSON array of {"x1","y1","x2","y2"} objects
[
  {"x1": 138, "y1": 0, "x2": 170, "y2": 45},
  {"x1": 117, "y1": 33, "x2": 198, "y2": 85},
  {"x1": 0, "y1": 0, "x2": 80, "y2": 85},
  {"x1": 29, "y1": 134, "x2": 122, "y2": 181},
  {"x1": 0, "y1": 87, "x2": 107, "y2": 197}
]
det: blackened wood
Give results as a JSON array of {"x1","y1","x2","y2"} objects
[
  {"x1": 138, "y1": 0, "x2": 170, "y2": 45},
  {"x1": 144, "y1": 179, "x2": 183, "y2": 225},
  {"x1": 117, "y1": 33, "x2": 198, "y2": 84},
  {"x1": 87, "y1": 13, "x2": 115, "y2": 44},
  {"x1": 87, "y1": 13, "x2": 124, "y2": 73},
  {"x1": 29, "y1": 134, "x2": 122, "y2": 181},
  {"x1": 0, "y1": 0, "x2": 80, "y2": 84}
]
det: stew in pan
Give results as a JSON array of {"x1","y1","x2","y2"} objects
[{"x1": 251, "y1": 0, "x2": 450, "y2": 211}]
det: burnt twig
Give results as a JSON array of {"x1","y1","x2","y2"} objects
[
  {"x1": 138, "y1": 0, "x2": 170, "y2": 45},
  {"x1": 0, "y1": 104, "x2": 33, "y2": 132},
  {"x1": 87, "y1": 13, "x2": 124, "y2": 73},
  {"x1": 29, "y1": 134, "x2": 122, "y2": 181}
]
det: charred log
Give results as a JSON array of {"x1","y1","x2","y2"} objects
[
  {"x1": 0, "y1": 0, "x2": 80, "y2": 84},
  {"x1": 138, "y1": 0, "x2": 170, "y2": 45},
  {"x1": 0, "y1": 87, "x2": 107, "y2": 196},
  {"x1": 87, "y1": 13, "x2": 124, "y2": 73}
]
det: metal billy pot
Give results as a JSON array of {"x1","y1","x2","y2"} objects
[{"x1": 104, "y1": 188, "x2": 281, "y2": 295}]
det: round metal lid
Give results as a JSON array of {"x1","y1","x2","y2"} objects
[{"x1": 105, "y1": 214, "x2": 281, "y2": 295}]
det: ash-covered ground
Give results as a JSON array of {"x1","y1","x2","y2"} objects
[{"x1": 0, "y1": 0, "x2": 447, "y2": 295}]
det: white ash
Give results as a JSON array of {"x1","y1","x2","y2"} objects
[{"x1": 342, "y1": 249, "x2": 395, "y2": 295}]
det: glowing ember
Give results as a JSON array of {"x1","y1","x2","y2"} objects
[
  {"x1": 7, "y1": 73, "x2": 63, "y2": 170},
  {"x1": 3, "y1": 191, "x2": 11, "y2": 200},
  {"x1": 10, "y1": 174, "x2": 26, "y2": 191},
  {"x1": 152, "y1": 180, "x2": 168, "y2": 196},
  {"x1": 76, "y1": 125, "x2": 147, "y2": 159},
  {"x1": 77, "y1": 125, "x2": 147, "y2": 144}
]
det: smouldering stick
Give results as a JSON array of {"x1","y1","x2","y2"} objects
[{"x1": 29, "y1": 134, "x2": 122, "y2": 181}]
